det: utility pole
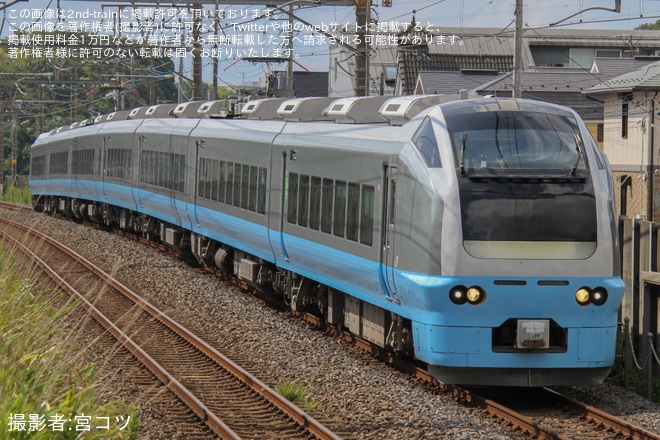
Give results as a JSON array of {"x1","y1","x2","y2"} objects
[
  {"x1": 10, "y1": 99, "x2": 17, "y2": 186},
  {"x1": 212, "y1": 0, "x2": 219, "y2": 100},
  {"x1": 192, "y1": 3, "x2": 203, "y2": 101},
  {"x1": 513, "y1": 0, "x2": 523, "y2": 98},
  {"x1": 286, "y1": 3, "x2": 294, "y2": 96},
  {"x1": 354, "y1": 0, "x2": 370, "y2": 96}
]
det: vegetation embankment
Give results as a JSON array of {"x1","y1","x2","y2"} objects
[
  {"x1": 0, "y1": 244, "x2": 137, "y2": 439},
  {"x1": 2, "y1": 185, "x2": 31, "y2": 204}
]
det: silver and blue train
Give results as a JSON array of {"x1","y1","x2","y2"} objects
[{"x1": 29, "y1": 94, "x2": 625, "y2": 387}]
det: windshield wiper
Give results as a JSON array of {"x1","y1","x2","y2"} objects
[
  {"x1": 459, "y1": 131, "x2": 468, "y2": 176},
  {"x1": 570, "y1": 133, "x2": 583, "y2": 176}
]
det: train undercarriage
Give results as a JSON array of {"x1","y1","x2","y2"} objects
[{"x1": 33, "y1": 194, "x2": 416, "y2": 358}]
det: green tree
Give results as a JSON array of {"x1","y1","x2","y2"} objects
[
  {"x1": 635, "y1": 19, "x2": 660, "y2": 30},
  {"x1": 0, "y1": 30, "x2": 179, "y2": 179}
]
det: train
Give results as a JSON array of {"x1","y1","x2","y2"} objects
[{"x1": 29, "y1": 93, "x2": 625, "y2": 387}]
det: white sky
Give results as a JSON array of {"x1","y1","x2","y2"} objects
[{"x1": 3, "y1": 0, "x2": 660, "y2": 88}]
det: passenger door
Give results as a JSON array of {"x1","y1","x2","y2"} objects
[
  {"x1": 278, "y1": 150, "x2": 291, "y2": 262},
  {"x1": 380, "y1": 163, "x2": 398, "y2": 302}
]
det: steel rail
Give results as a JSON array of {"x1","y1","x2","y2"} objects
[
  {"x1": 11, "y1": 201, "x2": 656, "y2": 440},
  {"x1": 0, "y1": 217, "x2": 340, "y2": 440},
  {"x1": 309, "y1": 312, "x2": 658, "y2": 440},
  {"x1": 0, "y1": 221, "x2": 241, "y2": 439},
  {"x1": 544, "y1": 387, "x2": 660, "y2": 440}
]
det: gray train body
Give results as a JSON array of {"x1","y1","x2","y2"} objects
[{"x1": 30, "y1": 95, "x2": 625, "y2": 386}]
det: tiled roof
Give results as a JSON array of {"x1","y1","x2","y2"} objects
[
  {"x1": 474, "y1": 70, "x2": 608, "y2": 93},
  {"x1": 293, "y1": 71, "x2": 328, "y2": 97},
  {"x1": 416, "y1": 70, "x2": 502, "y2": 95},
  {"x1": 472, "y1": 70, "x2": 610, "y2": 120},
  {"x1": 428, "y1": 35, "x2": 514, "y2": 56},
  {"x1": 585, "y1": 60, "x2": 660, "y2": 93},
  {"x1": 590, "y1": 57, "x2": 658, "y2": 75}
]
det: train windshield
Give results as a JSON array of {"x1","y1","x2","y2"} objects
[{"x1": 446, "y1": 111, "x2": 585, "y2": 173}]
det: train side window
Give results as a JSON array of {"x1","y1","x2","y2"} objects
[
  {"x1": 211, "y1": 160, "x2": 220, "y2": 200},
  {"x1": 226, "y1": 162, "x2": 234, "y2": 205},
  {"x1": 153, "y1": 152, "x2": 160, "y2": 186},
  {"x1": 257, "y1": 167, "x2": 267, "y2": 214},
  {"x1": 158, "y1": 152, "x2": 165, "y2": 188},
  {"x1": 173, "y1": 153, "x2": 183, "y2": 191},
  {"x1": 123, "y1": 150, "x2": 132, "y2": 179},
  {"x1": 149, "y1": 151, "x2": 155, "y2": 185},
  {"x1": 151, "y1": 151, "x2": 157, "y2": 185},
  {"x1": 248, "y1": 165, "x2": 258, "y2": 211},
  {"x1": 241, "y1": 164, "x2": 250, "y2": 209},
  {"x1": 360, "y1": 185, "x2": 374, "y2": 246},
  {"x1": 200, "y1": 158, "x2": 209, "y2": 199},
  {"x1": 298, "y1": 174, "x2": 310, "y2": 227},
  {"x1": 389, "y1": 180, "x2": 396, "y2": 227},
  {"x1": 49, "y1": 151, "x2": 68, "y2": 175},
  {"x1": 139, "y1": 151, "x2": 148, "y2": 184},
  {"x1": 105, "y1": 148, "x2": 131, "y2": 180},
  {"x1": 164, "y1": 153, "x2": 170, "y2": 188},
  {"x1": 218, "y1": 161, "x2": 226, "y2": 203},
  {"x1": 334, "y1": 180, "x2": 347, "y2": 238},
  {"x1": 168, "y1": 153, "x2": 174, "y2": 189},
  {"x1": 32, "y1": 156, "x2": 47, "y2": 176},
  {"x1": 168, "y1": 153, "x2": 176, "y2": 189},
  {"x1": 161, "y1": 152, "x2": 167, "y2": 187},
  {"x1": 309, "y1": 176, "x2": 321, "y2": 230},
  {"x1": 198, "y1": 157, "x2": 207, "y2": 199},
  {"x1": 141, "y1": 151, "x2": 146, "y2": 183},
  {"x1": 413, "y1": 117, "x2": 441, "y2": 168},
  {"x1": 346, "y1": 182, "x2": 360, "y2": 242},
  {"x1": 165, "y1": 152, "x2": 171, "y2": 188},
  {"x1": 179, "y1": 155, "x2": 186, "y2": 192},
  {"x1": 106, "y1": 148, "x2": 114, "y2": 177},
  {"x1": 173, "y1": 154, "x2": 181, "y2": 191},
  {"x1": 72, "y1": 149, "x2": 94, "y2": 175},
  {"x1": 170, "y1": 153, "x2": 176, "y2": 189},
  {"x1": 233, "y1": 163, "x2": 242, "y2": 207},
  {"x1": 139, "y1": 151, "x2": 145, "y2": 183},
  {"x1": 321, "y1": 178, "x2": 333, "y2": 234},
  {"x1": 288, "y1": 173, "x2": 299, "y2": 224}
]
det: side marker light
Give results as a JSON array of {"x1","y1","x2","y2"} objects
[{"x1": 449, "y1": 286, "x2": 467, "y2": 305}]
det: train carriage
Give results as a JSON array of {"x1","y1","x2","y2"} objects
[
  {"x1": 190, "y1": 117, "x2": 286, "y2": 262},
  {"x1": 30, "y1": 94, "x2": 625, "y2": 387}
]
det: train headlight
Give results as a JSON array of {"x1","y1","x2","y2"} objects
[
  {"x1": 591, "y1": 287, "x2": 608, "y2": 306},
  {"x1": 466, "y1": 286, "x2": 485, "y2": 305},
  {"x1": 449, "y1": 286, "x2": 468, "y2": 305},
  {"x1": 576, "y1": 287, "x2": 591, "y2": 306}
]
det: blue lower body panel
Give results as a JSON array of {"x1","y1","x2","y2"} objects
[
  {"x1": 31, "y1": 179, "x2": 625, "y2": 386},
  {"x1": 405, "y1": 275, "x2": 625, "y2": 386}
]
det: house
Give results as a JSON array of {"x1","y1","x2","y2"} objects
[
  {"x1": 584, "y1": 60, "x2": 660, "y2": 219},
  {"x1": 413, "y1": 69, "x2": 501, "y2": 96},
  {"x1": 329, "y1": 26, "x2": 660, "y2": 98},
  {"x1": 265, "y1": 71, "x2": 329, "y2": 98}
]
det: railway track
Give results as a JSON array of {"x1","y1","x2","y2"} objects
[
  {"x1": 0, "y1": 211, "x2": 340, "y2": 440},
  {"x1": 2, "y1": 201, "x2": 660, "y2": 439},
  {"x1": 319, "y1": 311, "x2": 660, "y2": 440},
  {"x1": 469, "y1": 386, "x2": 660, "y2": 440}
]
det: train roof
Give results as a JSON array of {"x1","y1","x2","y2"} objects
[
  {"x1": 39, "y1": 93, "x2": 482, "y2": 137},
  {"x1": 34, "y1": 95, "x2": 580, "y2": 148}
]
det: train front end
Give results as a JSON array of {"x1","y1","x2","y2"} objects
[{"x1": 411, "y1": 98, "x2": 624, "y2": 386}]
